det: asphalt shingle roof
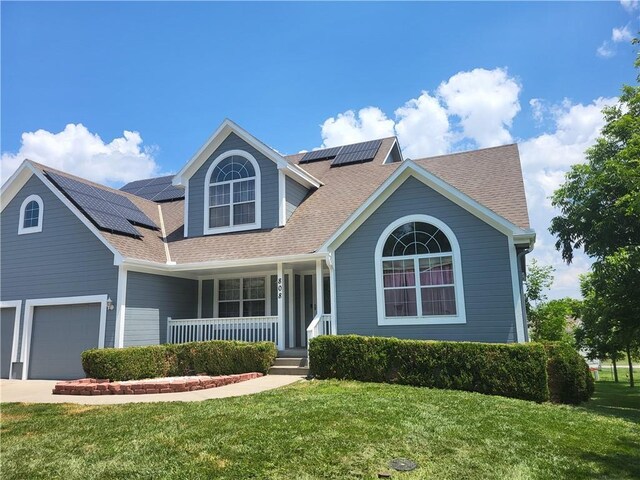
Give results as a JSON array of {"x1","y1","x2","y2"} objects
[{"x1": 30, "y1": 138, "x2": 530, "y2": 265}]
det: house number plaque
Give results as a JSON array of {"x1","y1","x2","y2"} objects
[{"x1": 277, "y1": 277, "x2": 283, "y2": 299}]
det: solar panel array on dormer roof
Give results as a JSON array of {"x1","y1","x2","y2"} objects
[
  {"x1": 120, "y1": 175, "x2": 184, "y2": 202},
  {"x1": 45, "y1": 171, "x2": 158, "y2": 237},
  {"x1": 299, "y1": 140, "x2": 383, "y2": 167},
  {"x1": 331, "y1": 139, "x2": 382, "y2": 167}
]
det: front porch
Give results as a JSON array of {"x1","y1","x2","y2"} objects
[{"x1": 165, "y1": 258, "x2": 335, "y2": 351}]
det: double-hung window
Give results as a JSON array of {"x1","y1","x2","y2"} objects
[
  {"x1": 218, "y1": 277, "x2": 266, "y2": 318},
  {"x1": 375, "y1": 216, "x2": 466, "y2": 325}
]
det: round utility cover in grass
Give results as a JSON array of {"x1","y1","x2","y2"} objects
[{"x1": 389, "y1": 458, "x2": 417, "y2": 471}]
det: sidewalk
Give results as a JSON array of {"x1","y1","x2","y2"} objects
[{"x1": 0, "y1": 375, "x2": 303, "y2": 405}]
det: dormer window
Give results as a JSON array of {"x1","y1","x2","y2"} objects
[
  {"x1": 204, "y1": 150, "x2": 261, "y2": 234},
  {"x1": 18, "y1": 194, "x2": 44, "y2": 235}
]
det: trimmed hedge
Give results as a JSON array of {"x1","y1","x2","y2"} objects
[
  {"x1": 82, "y1": 341, "x2": 277, "y2": 381},
  {"x1": 544, "y1": 342, "x2": 595, "y2": 404},
  {"x1": 309, "y1": 335, "x2": 550, "y2": 402}
]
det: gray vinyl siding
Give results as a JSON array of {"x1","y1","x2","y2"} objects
[
  {"x1": 188, "y1": 132, "x2": 280, "y2": 237},
  {"x1": 124, "y1": 272, "x2": 198, "y2": 345},
  {"x1": 285, "y1": 177, "x2": 308, "y2": 220},
  {"x1": 0, "y1": 175, "x2": 119, "y2": 361},
  {"x1": 335, "y1": 176, "x2": 518, "y2": 343},
  {"x1": 202, "y1": 279, "x2": 214, "y2": 317}
]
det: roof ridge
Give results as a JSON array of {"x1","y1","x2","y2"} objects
[{"x1": 411, "y1": 143, "x2": 518, "y2": 162}]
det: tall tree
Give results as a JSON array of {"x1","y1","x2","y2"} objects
[
  {"x1": 530, "y1": 298, "x2": 581, "y2": 344},
  {"x1": 550, "y1": 39, "x2": 640, "y2": 387}
]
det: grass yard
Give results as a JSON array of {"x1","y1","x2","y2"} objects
[{"x1": 1, "y1": 380, "x2": 639, "y2": 480}]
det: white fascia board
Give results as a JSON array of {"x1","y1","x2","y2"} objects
[
  {"x1": 172, "y1": 118, "x2": 321, "y2": 189},
  {"x1": 1, "y1": 161, "x2": 35, "y2": 213},
  {"x1": 121, "y1": 251, "x2": 328, "y2": 273},
  {"x1": 319, "y1": 160, "x2": 532, "y2": 252},
  {"x1": 29, "y1": 165, "x2": 124, "y2": 265}
]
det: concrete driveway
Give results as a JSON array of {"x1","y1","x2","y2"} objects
[{"x1": 0, "y1": 375, "x2": 303, "y2": 405}]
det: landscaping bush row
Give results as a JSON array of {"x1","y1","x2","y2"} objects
[
  {"x1": 309, "y1": 335, "x2": 550, "y2": 402},
  {"x1": 309, "y1": 335, "x2": 594, "y2": 404},
  {"x1": 82, "y1": 341, "x2": 278, "y2": 381}
]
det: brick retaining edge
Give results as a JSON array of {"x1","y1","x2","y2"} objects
[{"x1": 52, "y1": 372, "x2": 263, "y2": 396}]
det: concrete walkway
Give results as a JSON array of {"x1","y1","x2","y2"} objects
[{"x1": 0, "y1": 375, "x2": 303, "y2": 405}]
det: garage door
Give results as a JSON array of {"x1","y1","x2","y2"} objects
[
  {"x1": 1, "y1": 308, "x2": 16, "y2": 379},
  {"x1": 29, "y1": 303, "x2": 101, "y2": 380}
]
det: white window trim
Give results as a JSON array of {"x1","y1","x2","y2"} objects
[
  {"x1": 18, "y1": 194, "x2": 44, "y2": 235},
  {"x1": 0, "y1": 300, "x2": 22, "y2": 379},
  {"x1": 374, "y1": 214, "x2": 466, "y2": 326},
  {"x1": 215, "y1": 275, "x2": 269, "y2": 318},
  {"x1": 20, "y1": 295, "x2": 107, "y2": 380},
  {"x1": 203, "y1": 149, "x2": 262, "y2": 235}
]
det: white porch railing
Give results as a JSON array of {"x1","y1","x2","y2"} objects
[
  {"x1": 306, "y1": 313, "x2": 334, "y2": 345},
  {"x1": 167, "y1": 316, "x2": 279, "y2": 344}
]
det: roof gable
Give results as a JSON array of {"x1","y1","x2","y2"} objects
[
  {"x1": 319, "y1": 159, "x2": 535, "y2": 253},
  {"x1": 172, "y1": 119, "x2": 321, "y2": 189}
]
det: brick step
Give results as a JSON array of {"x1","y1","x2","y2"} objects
[{"x1": 268, "y1": 366, "x2": 309, "y2": 376}]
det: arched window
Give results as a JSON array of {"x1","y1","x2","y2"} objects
[
  {"x1": 18, "y1": 195, "x2": 44, "y2": 235},
  {"x1": 375, "y1": 215, "x2": 466, "y2": 325},
  {"x1": 204, "y1": 150, "x2": 261, "y2": 234}
]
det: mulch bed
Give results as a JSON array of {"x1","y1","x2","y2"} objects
[{"x1": 52, "y1": 372, "x2": 263, "y2": 395}]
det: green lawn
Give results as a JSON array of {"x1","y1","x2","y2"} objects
[{"x1": 1, "y1": 380, "x2": 638, "y2": 480}]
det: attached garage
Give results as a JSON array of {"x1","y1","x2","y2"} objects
[
  {"x1": 22, "y1": 295, "x2": 106, "y2": 380},
  {"x1": 0, "y1": 301, "x2": 21, "y2": 379}
]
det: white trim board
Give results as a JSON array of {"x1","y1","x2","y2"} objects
[
  {"x1": 508, "y1": 238, "x2": 526, "y2": 343},
  {"x1": 114, "y1": 266, "x2": 128, "y2": 348},
  {"x1": 319, "y1": 160, "x2": 535, "y2": 253},
  {"x1": 20, "y1": 294, "x2": 108, "y2": 380},
  {"x1": 0, "y1": 300, "x2": 23, "y2": 379}
]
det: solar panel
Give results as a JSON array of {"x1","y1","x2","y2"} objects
[
  {"x1": 300, "y1": 146, "x2": 343, "y2": 163},
  {"x1": 331, "y1": 139, "x2": 382, "y2": 167},
  {"x1": 45, "y1": 171, "x2": 158, "y2": 236},
  {"x1": 120, "y1": 175, "x2": 184, "y2": 202}
]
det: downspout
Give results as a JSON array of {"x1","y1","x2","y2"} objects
[{"x1": 517, "y1": 246, "x2": 533, "y2": 342}]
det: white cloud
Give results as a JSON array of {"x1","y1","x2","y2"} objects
[
  {"x1": 1, "y1": 124, "x2": 160, "y2": 187},
  {"x1": 596, "y1": 41, "x2": 615, "y2": 58},
  {"x1": 620, "y1": 0, "x2": 639, "y2": 13},
  {"x1": 437, "y1": 68, "x2": 521, "y2": 148},
  {"x1": 320, "y1": 107, "x2": 395, "y2": 148},
  {"x1": 529, "y1": 98, "x2": 546, "y2": 124},
  {"x1": 320, "y1": 67, "x2": 521, "y2": 158},
  {"x1": 394, "y1": 91, "x2": 450, "y2": 158},
  {"x1": 612, "y1": 25, "x2": 633, "y2": 43},
  {"x1": 519, "y1": 96, "x2": 617, "y2": 298}
]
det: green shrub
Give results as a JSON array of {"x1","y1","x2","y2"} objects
[
  {"x1": 544, "y1": 342, "x2": 595, "y2": 404},
  {"x1": 309, "y1": 335, "x2": 550, "y2": 402},
  {"x1": 82, "y1": 341, "x2": 277, "y2": 381}
]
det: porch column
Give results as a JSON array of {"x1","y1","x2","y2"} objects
[
  {"x1": 277, "y1": 262, "x2": 285, "y2": 351},
  {"x1": 329, "y1": 253, "x2": 337, "y2": 335},
  {"x1": 316, "y1": 259, "x2": 324, "y2": 319}
]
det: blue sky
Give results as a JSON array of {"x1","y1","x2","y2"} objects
[{"x1": 2, "y1": 1, "x2": 638, "y2": 298}]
